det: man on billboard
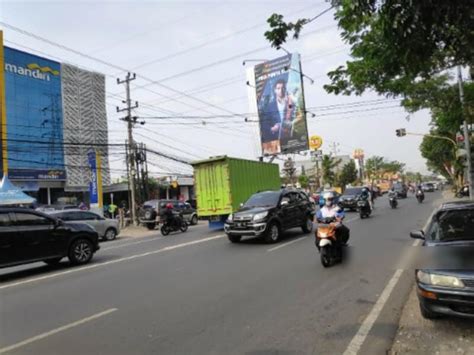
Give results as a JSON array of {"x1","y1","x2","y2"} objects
[{"x1": 261, "y1": 77, "x2": 295, "y2": 154}]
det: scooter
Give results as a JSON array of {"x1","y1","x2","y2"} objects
[
  {"x1": 315, "y1": 217, "x2": 343, "y2": 267},
  {"x1": 416, "y1": 189, "x2": 425, "y2": 203},
  {"x1": 456, "y1": 186, "x2": 469, "y2": 198},
  {"x1": 358, "y1": 199, "x2": 372, "y2": 219},
  {"x1": 160, "y1": 214, "x2": 188, "y2": 236},
  {"x1": 389, "y1": 195, "x2": 398, "y2": 209}
]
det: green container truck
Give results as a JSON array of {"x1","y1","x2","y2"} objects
[{"x1": 192, "y1": 156, "x2": 281, "y2": 229}]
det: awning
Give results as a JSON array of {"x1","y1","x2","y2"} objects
[{"x1": 0, "y1": 175, "x2": 36, "y2": 205}]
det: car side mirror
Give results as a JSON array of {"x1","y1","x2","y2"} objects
[
  {"x1": 55, "y1": 219, "x2": 63, "y2": 227},
  {"x1": 410, "y1": 230, "x2": 425, "y2": 240}
]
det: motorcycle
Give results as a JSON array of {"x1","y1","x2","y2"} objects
[
  {"x1": 160, "y1": 214, "x2": 188, "y2": 236},
  {"x1": 358, "y1": 199, "x2": 372, "y2": 219},
  {"x1": 315, "y1": 217, "x2": 343, "y2": 267},
  {"x1": 456, "y1": 186, "x2": 469, "y2": 198},
  {"x1": 416, "y1": 190, "x2": 424, "y2": 203},
  {"x1": 389, "y1": 194, "x2": 398, "y2": 209}
]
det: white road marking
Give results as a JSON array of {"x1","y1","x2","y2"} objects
[
  {"x1": 267, "y1": 236, "x2": 307, "y2": 252},
  {"x1": 412, "y1": 239, "x2": 422, "y2": 247},
  {"x1": 0, "y1": 308, "x2": 117, "y2": 354},
  {"x1": 102, "y1": 237, "x2": 162, "y2": 251},
  {"x1": 343, "y1": 269, "x2": 404, "y2": 355},
  {"x1": 0, "y1": 235, "x2": 225, "y2": 291}
]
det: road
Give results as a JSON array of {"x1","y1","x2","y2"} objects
[{"x1": 0, "y1": 192, "x2": 442, "y2": 354}]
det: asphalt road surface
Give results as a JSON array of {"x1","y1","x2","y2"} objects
[{"x1": 0, "y1": 192, "x2": 443, "y2": 355}]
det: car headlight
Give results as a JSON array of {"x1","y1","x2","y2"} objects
[
  {"x1": 253, "y1": 211, "x2": 268, "y2": 221},
  {"x1": 227, "y1": 214, "x2": 233, "y2": 222},
  {"x1": 417, "y1": 270, "x2": 465, "y2": 288}
]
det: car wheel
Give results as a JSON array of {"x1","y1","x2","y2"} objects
[
  {"x1": 264, "y1": 222, "x2": 280, "y2": 244},
  {"x1": 104, "y1": 228, "x2": 117, "y2": 241},
  {"x1": 44, "y1": 257, "x2": 62, "y2": 266},
  {"x1": 146, "y1": 223, "x2": 156, "y2": 230},
  {"x1": 419, "y1": 302, "x2": 440, "y2": 319},
  {"x1": 68, "y1": 238, "x2": 94, "y2": 265},
  {"x1": 301, "y1": 217, "x2": 313, "y2": 234},
  {"x1": 190, "y1": 215, "x2": 198, "y2": 226},
  {"x1": 228, "y1": 234, "x2": 242, "y2": 243}
]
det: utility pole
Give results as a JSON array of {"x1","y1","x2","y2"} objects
[
  {"x1": 117, "y1": 73, "x2": 139, "y2": 225},
  {"x1": 329, "y1": 142, "x2": 340, "y2": 157},
  {"x1": 457, "y1": 66, "x2": 473, "y2": 199}
]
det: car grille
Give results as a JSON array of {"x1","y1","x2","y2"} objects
[
  {"x1": 450, "y1": 305, "x2": 474, "y2": 314},
  {"x1": 462, "y1": 279, "x2": 474, "y2": 288},
  {"x1": 234, "y1": 216, "x2": 252, "y2": 222}
]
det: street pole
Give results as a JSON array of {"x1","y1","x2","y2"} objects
[
  {"x1": 117, "y1": 73, "x2": 139, "y2": 225},
  {"x1": 457, "y1": 66, "x2": 473, "y2": 199}
]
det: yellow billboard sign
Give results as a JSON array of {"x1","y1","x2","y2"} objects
[{"x1": 309, "y1": 135, "x2": 323, "y2": 150}]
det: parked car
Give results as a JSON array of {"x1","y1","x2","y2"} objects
[
  {"x1": 36, "y1": 204, "x2": 78, "y2": 212},
  {"x1": 422, "y1": 182, "x2": 435, "y2": 192},
  {"x1": 139, "y1": 199, "x2": 198, "y2": 230},
  {"x1": 410, "y1": 200, "x2": 474, "y2": 319},
  {"x1": 0, "y1": 208, "x2": 100, "y2": 268},
  {"x1": 224, "y1": 189, "x2": 316, "y2": 244},
  {"x1": 46, "y1": 210, "x2": 120, "y2": 241},
  {"x1": 338, "y1": 187, "x2": 365, "y2": 211},
  {"x1": 393, "y1": 182, "x2": 408, "y2": 198}
]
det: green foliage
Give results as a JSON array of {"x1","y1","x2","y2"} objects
[
  {"x1": 321, "y1": 155, "x2": 341, "y2": 186},
  {"x1": 298, "y1": 174, "x2": 309, "y2": 188},
  {"x1": 265, "y1": 1, "x2": 474, "y2": 97},
  {"x1": 365, "y1": 156, "x2": 405, "y2": 182},
  {"x1": 337, "y1": 160, "x2": 358, "y2": 188}
]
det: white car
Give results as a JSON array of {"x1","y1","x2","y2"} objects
[{"x1": 47, "y1": 210, "x2": 120, "y2": 241}]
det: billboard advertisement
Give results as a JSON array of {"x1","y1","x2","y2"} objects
[
  {"x1": 88, "y1": 149, "x2": 103, "y2": 208},
  {"x1": 254, "y1": 53, "x2": 309, "y2": 155},
  {"x1": 3, "y1": 46, "x2": 66, "y2": 180}
]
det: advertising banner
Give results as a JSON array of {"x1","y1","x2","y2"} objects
[
  {"x1": 254, "y1": 53, "x2": 309, "y2": 155},
  {"x1": 88, "y1": 150, "x2": 103, "y2": 209},
  {"x1": 3, "y1": 46, "x2": 66, "y2": 180}
]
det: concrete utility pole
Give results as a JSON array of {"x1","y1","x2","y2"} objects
[
  {"x1": 457, "y1": 66, "x2": 473, "y2": 199},
  {"x1": 117, "y1": 73, "x2": 139, "y2": 225}
]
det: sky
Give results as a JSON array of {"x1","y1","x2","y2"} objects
[{"x1": 0, "y1": 0, "x2": 433, "y2": 179}]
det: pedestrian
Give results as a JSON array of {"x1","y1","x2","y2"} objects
[{"x1": 108, "y1": 202, "x2": 118, "y2": 219}]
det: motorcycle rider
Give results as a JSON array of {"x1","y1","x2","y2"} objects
[
  {"x1": 416, "y1": 184, "x2": 425, "y2": 200},
  {"x1": 315, "y1": 192, "x2": 349, "y2": 245},
  {"x1": 164, "y1": 203, "x2": 179, "y2": 229},
  {"x1": 361, "y1": 187, "x2": 373, "y2": 210}
]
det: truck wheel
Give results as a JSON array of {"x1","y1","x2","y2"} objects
[
  {"x1": 264, "y1": 222, "x2": 280, "y2": 244},
  {"x1": 228, "y1": 234, "x2": 242, "y2": 243},
  {"x1": 301, "y1": 217, "x2": 313, "y2": 234}
]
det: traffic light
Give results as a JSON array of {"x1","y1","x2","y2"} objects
[{"x1": 396, "y1": 128, "x2": 406, "y2": 137}]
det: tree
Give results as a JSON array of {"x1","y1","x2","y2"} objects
[
  {"x1": 337, "y1": 160, "x2": 358, "y2": 189},
  {"x1": 321, "y1": 155, "x2": 341, "y2": 186},
  {"x1": 298, "y1": 174, "x2": 309, "y2": 188},
  {"x1": 365, "y1": 156, "x2": 385, "y2": 183},
  {"x1": 265, "y1": 1, "x2": 474, "y2": 97}
]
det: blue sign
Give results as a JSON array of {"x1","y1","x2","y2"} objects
[
  {"x1": 88, "y1": 150, "x2": 98, "y2": 204},
  {"x1": 3, "y1": 47, "x2": 66, "y2": 180}
]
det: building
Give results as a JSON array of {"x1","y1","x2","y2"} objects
[{"x1": 0, "y1": 40, "x2": 110, "y2": 205}]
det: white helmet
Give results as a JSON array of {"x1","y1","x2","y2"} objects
[{"x1": 323, "y1": 191, "x2": 335, "y2": 206}]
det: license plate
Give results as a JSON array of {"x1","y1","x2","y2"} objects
[{"x1": 357, "y1": 201, "x2": 365, "y2": 206}]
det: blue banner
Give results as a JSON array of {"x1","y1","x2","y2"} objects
[
  {"x1": 88, "y1": 150, "x2": 98, "y2": 204},
  {"x1": 4, "y1": 46, "x2": 66, "y2": 180}
]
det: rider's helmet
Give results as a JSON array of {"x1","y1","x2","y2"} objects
[
  {"x1": 323, "y1": 191, "x2": 335, "y2": 207},
  {"x1": 166, "y1": 203, "x2": 173, "y2": 209}
]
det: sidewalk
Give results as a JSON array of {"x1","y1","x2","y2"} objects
[
  {"x1": 389, "y1": 189, "x2": 474, "y2": 355},
  {"x1": 389, "y1": 287, "x2": 474, "y2": 355}
]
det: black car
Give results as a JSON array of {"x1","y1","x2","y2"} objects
[
  {"x1": 410, "y1": 200, "x2": 474, "y2": 319},
  {"x1": 338, "y1": 187, "x2": 364, "y2": 211},
  {"x1": 139, "y1": 199, "x2": 198, "y2": 230},
  {"x1": 0, "y1": 208, "x2": 100, "y2": 269},
  {"x1": 393, "y1": 182, "x2": 408, "y2": 198},
  {"x1": 224, "y1": 189, "x2": 315, "y2": 244}
]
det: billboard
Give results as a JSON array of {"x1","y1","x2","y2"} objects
[
  {"x1": 88, "y1": 150, "x2": 103, "y2": 208},
  {"x1": 254, "y1": 53, "x2": 309, "y2": 155},
  {"x1": 3, "y1": 46, "x2": 66, "y2": 180}
]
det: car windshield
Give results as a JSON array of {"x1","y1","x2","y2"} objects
[
  {"x1": 244, "y1": 191, "x2": 280, "y2": 208},
  {"x1": 426, "y1": 209, "x2": 474, "y2": 242},
  {"x1": 344, "y1": 188, "x2": 362, "y2": 196}
]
